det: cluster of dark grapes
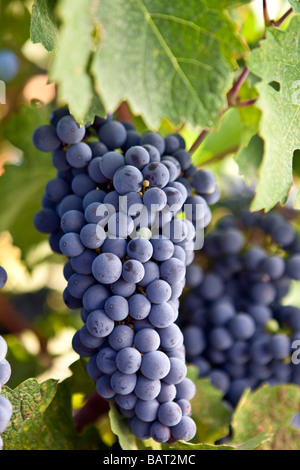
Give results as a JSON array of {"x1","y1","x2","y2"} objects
[
  {"x1": 179, "y1": 210, "x2": 300, "y2": 408},
  {"x1": 0, "y1": 266, "x2": 12, "y2": 450},
  {"x1": 32, "y1": 108, "x2": 219, "y2": 443}
]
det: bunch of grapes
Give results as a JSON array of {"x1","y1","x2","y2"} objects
[
  {"x1": 179, "y1": 209, "x2": 300, "y2": 408},
  {"x1": 0, "y1": 266, "x2": 12, "y2": 450},
  {"x1": 32, "y1": 108, "x2": 219, "y2": 443}
]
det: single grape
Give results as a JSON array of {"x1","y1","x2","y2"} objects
[
  {"x1": 134, "y1": 328, "x2": 161, "y2": 353},
  {"x1": 134, "y1": 375, "x2": 161, "y2": 401},
  {"x1": 56, "y1": 115, "x2": 86, "y2": 144},
  {"x1": 104, "y1": 295, "x2": 129, "y2": 321},
  {"x1": 128, "y1": 294, "x2": 151, "y2": 320},
  {"x1": 86, "y1": 310, "x2": 115, "y2": 338},
  {"x1": 32, "y1": 125, "x2": 61, "y2": 152},
  {"x1": 100, "y1": 151, "x2": 125, "y2": 179},
  {"x1": 115, "y1": 347, "x2": 142, "y2": 374},
  {"x1": 92, "y1": 253, "x2": 122, "y2": 284},
  {"x1": 98, "y1": 120, "x2": 127, "y2": 149},
  {"x1": 140, "y1": 351, "x2": 171, "y2": 380}
]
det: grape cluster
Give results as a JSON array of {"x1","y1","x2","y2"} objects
[
  {"x1": 179, "y1": 210, "x2": 300, "y2": 408},
  {"x1": 32, "y1": 108, "x2": 220, "y2": 443},
  {"x1": 0, "y1": 266, "x2": 12, "y2": 450}
]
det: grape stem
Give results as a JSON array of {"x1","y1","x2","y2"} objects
[
  {"x1": 189, "y1": 65, "x2": 251, "y2": 154},
  {"x1": 263, "y1": 0, "x2": 271, "y2": 26},
  {"x1": 227, "y1": 66, "x2": 250, "y2": 105},
  {"x1": 189, "y1": 129, "x2": 210, "y2": 154},
  {"x1": 264, "y1": 0, "x2": 296, "y2": 28},
  {"x1": 272, "y1": 7, "x2": 294, "y2": 28}
]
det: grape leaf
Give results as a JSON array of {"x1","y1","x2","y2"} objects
[
  {"x1": 289, "y1": 1, "x2": 300, "y2": 14},
  {"x1": 235, "y1": 134, "x2": 264, "y2": 185},
  {"x1": 187, "y1": 366, "x2": 232, "y2": 444},
  {"x1": 31, "y1": 0, "x2": 249, "y2": 129},
  {"x1": 230, "y1": 384, "x2": 300, "y2": 450},
  {"x1": 247, "y1": 17, "x2": 300, "y2": 212},
  {"x1": 49, "y1": 0, "x2": 105, "y2": 125},
  {"x1": 208, "y1": 0, "x2": 255, "y2": 8},
  {"x1": 1, "y1": 377, "x2": 104, "y2": 450},
  {"x1": 30, "y1": 0, "x2": 59, "y2": 52},
  {"x1": 0, "y1": 104, "x2": 56, "y2": 257},
  {"x1": 91, "y1": 0, "x2": 248, "y2": 130}
]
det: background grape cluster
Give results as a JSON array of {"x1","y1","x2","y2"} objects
[
  {"x1": 179, "y1": 209, "x2": 300, "y2": 409},
  {"x1": 0, "y1": 266, "x2": 12, "y2": 450},
  {"x1": 32, "y1": 109, "x2": 220, "y2": 443}
]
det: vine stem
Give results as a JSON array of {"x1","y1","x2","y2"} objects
[
  {"x1": 272, "y1": 7, "x2": 294, "y2": 27},
  {"x1": 227, "y1": 66, "x2": 250, "y2": 104},
  {"x1": 263, "y1": 0, "x2": 272, "y2": 26},
  {"x1": 189, "y1": 129, "x2": 210, "y2": 154},
  {"x1": 189, "y1": 65, "x2": 250, "y2": 155}
]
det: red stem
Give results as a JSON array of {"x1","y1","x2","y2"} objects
[
  {"x1": 237, "y1": 98, "x2": 258, "y2": 108},
  {"x1": 227, "y1": 66, "x2": 250, "y2": 104},
  {"x1": 272, "y1": 7, "x2": 294, "y2": 27},
  {"x1": 189, "y1": 129, "x2": 210, "y2": 154},
  {"x1": 263, "y1": 0, "x2": 272, "y2": 26}
]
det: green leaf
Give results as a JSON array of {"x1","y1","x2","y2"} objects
[
  {"x1": 231, "y1": 384, "x2": 300, "y2": 450},
  {"x1": 30, "y1": 0, "x2": 59, "y2": 52},
  {"x1": 67, "y1": 359, "x2": 98, "y2": 396},
  {"x1": 162, "y1": 441, "x2": 236, "y2": 450},
  {"x1": 235, "y1": 134, "x2": 264, "y2": 185},
  {"x1": 247, "y1": 17, "x2": 300, "y2": 212},
  {"x1": 162, "y1": 433, "x2": 271, "y2": 449},
  {"x1": 235, "y1": 432, "x2": 273, "y2": 450},
  {"x1": 289, "y1": 0, "x2": 300, "y2": 14},
  {"x1": 208, "y1": 0, "x2": 255, "y2": 9},
  {"x1": 292, "y1": 184, "x2": 300, "y2": 209},
  {"x1": 50, "y1": 0, "x2": 104, "y2": 125},
  {"x1": 91, "y1": 0, "x2": 247, "y2": 129},
  {"x1": 0, "y1": 104, "x2": 56, "y2": 256},
  {"x1": 109, "y1": 403, "x2": 162, "y2": 450},
  {"x1": 1, "y1": 378, "x2": 58, "y2": 449},
  {"x1": 2, "y1": 377, "x2": 103, "y2": 450},
  {"x1": 187, "y1": 366, "x2": 232, "y2": 444}
]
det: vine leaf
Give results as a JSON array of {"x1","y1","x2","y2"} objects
[
  {"x1": 289, "y1": 1, "x2": 300, "y2": 14},
  {"x1": 1, "y1": 376, "x2": 104, "y2": 450},
  {"x1": 49, "y1": 0, "x2": 105, "y2": 125},
  {"x1": 230, "y1": 384, "x2": 300, "y2": 450},
  {"x1": 247, "y1": 16, "x2": 300, "y2": 212},
  {"x1": 30, "y1": 0, "x2": 249, "y2": 129},
  {"x1": 187, "y1": 366, "x2": 231, "y2": 444},
  {"x1": 30, "y1": 0, "x2": 59, "y2": 52},
  {"x1": 91, "y1": 0, "x2": 248, "y2": 129}
]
